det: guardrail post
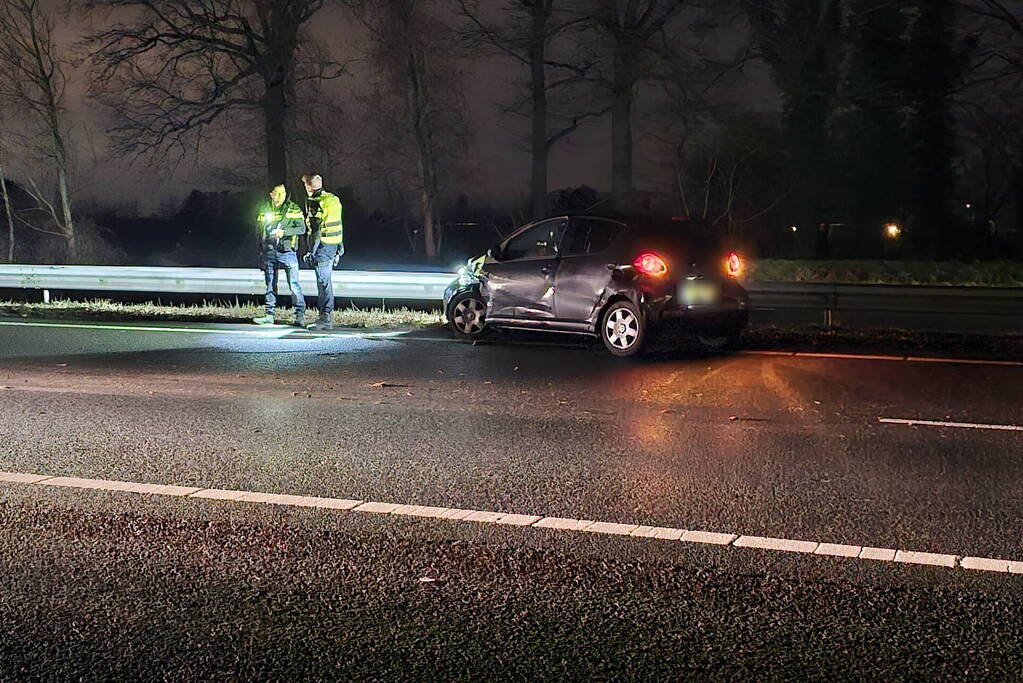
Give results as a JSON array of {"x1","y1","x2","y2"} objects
[
  {"x1": 825, "y1": 291, "x2": 836, "y2": 328},
  {"x1": 42, "y1": 289, "x2": 50, "y2": 304}
]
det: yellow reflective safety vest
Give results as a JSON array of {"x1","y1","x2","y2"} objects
[
  {"x1": 310, "y1": 190, "x2": 344, "y2": 245},
  {"x1": 258, "y1": 199, "x2": 306, "y2": 251}
]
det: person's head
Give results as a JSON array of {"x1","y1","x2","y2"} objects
[
  {"x1": 302, "y1": 173, "x2": 323, "y2": 197},
  {"x1": 268, "y1": 184, "x2": 287, "y2": 207}
]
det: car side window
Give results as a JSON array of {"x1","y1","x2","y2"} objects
[
  {"x1": 587, "y1": 220, "x2": 621, "y2": 253},
  {"x1": 564, "y1": 218, "x2": 622, "y2": 256},
  {"x1": 502, "y1": 219, "x2": 567, "y2": 260}
]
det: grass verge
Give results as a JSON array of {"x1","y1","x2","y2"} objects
[{"x1": 0, "y1": 299, "x2": 444, "y2": 329}]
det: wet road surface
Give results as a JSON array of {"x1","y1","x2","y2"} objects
[{"x1": 1, "y1": 318, "x2": 1022, "y2": 679}]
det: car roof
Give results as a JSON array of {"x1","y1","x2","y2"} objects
[{"x1": 553, "y1": 213, "x2": 707, "y2": 225}]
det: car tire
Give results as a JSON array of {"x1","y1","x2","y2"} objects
[
  {"x1": 448, "y1": 291, "x2": 488, "y2": 340},
  {"x1": 600, "y1": 300, "x2": 646, "y2": 357}
]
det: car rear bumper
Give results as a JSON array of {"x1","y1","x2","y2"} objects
[{"x1": 645, "y1": 281, "x2": 750, "y2": 334}]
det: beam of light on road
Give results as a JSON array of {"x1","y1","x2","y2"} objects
[
  {"x1": 879, "y1": 417, "x2": 1023, "y2": 432},
  {"x1": 0, "y1": 320, "x2": 289, "y2": 336},
  {"x1": 0, "y1": 320, "x2": 410, "y2": 340}
]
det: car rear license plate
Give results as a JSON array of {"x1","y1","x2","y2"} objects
[{"x1": 681, "y1": 280, "x2": 719, "y2": 305}]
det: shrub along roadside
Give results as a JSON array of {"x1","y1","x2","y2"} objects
[{"x1": 749, "y1": 260, "x2": 1023, "y2": 287}]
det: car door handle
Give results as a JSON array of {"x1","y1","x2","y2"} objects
[{"x1": 541, "y1": 264, "x2": 552, "y2": 275}]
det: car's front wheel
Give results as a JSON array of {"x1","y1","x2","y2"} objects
[
  {"x1": 600, "y1": 300, "x2": 646, "y2": 357},
  {"x1": 448, "y1": 291, "x2": 487, "y2": 339}
]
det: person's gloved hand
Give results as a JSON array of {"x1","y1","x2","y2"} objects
[
  {"x1": 303, "y1": 252, "x2": 314, "y2": 267},
  {"x1": 332, "y1": 252, "x2": 341, "y2": 267}
]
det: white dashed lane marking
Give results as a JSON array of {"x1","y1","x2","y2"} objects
[
  {"x1": 880, "y1": 417, "x2": 1023, "y2": 432},
  {"x1": 1, "y1": 470, "x2": 1020, "y2": 576}
]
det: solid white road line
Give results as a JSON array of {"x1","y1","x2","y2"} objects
[
  {"x1": 880, "y1": 417, "x2": 1023, "y2": 432},
  {"x1": 742, "y1": 350, "x2": 1023, "y2": 368},
  {"x1": 2, "y1": 470, "x2": 1020, "y2": 576}
]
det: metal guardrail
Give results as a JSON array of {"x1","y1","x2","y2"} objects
[
  {"x1": 748, "y1": 281, "x2": 1023, "y2": 313},
  {"x1": 1, "y1": 265, "x2": 1020, "y2": 331},
  {"x1": 0, "y1": 265, "x2": 454, "y2": 301},
  {"x1": 747, "y1": 281, "x2": 1023, "y2": 333}
]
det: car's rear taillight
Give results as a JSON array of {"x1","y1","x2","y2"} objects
[
  {"x1": 725, "y1": 251, "x2": 743, "y2": 278},
  {"x1": 633, "y1": 252, "x2": 668, "y2": 277}
]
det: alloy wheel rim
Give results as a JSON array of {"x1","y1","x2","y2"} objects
[
  {"x1": 454, "y1": 298, "x2": 485, "y2": 334},
  {"x1": 605, "y1": 308, "x2": 638, "y2": 349}
]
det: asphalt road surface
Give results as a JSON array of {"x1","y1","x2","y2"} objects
[{"x1": 2, "y1": 318, "x2": 1023, "y2": 680}]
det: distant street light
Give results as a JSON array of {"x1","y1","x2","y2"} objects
[
  {"x1": 884, "y1": 223, "x2": 902, "y2": 239},
  {"x1": 790, "y1": 225, "x2": 798, "y2": 232}
]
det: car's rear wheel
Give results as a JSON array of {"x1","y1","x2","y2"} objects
[
  {"x1": 601, "y1": 300, "x2": 646, "y2": 357},
  {"x1": 448, "y1": 291, "x2": 487, "y2": 339}
]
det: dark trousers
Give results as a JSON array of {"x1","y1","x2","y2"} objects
[
  {"x1": 264, "y1": 249, "x2": 305, "y2": 316},
  {"x1": 313, "y1": 242, "x2": 340, "y2": 320}
]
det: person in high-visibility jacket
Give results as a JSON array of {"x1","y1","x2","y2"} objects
[
  {"x1": 301, "y1": 173, "x2": 344, "y2": 331},
  {"x1": 252, "y1": 184, "x2": 307, "y2": 326}
]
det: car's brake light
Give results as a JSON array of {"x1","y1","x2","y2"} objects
[
  {"x1": 725, "y1": 251, "x2": 743, "y2": 278},
  {"x1": 633, "y1": 252, "x2": 668, "y2": 277}
]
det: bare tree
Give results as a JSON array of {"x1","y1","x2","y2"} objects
[
  {"x1": 745, "y1": 0, "x2": 845, "y2": 256},
  {"x1": 961, "y1": 0, "x2": 1023, "y2": 78},
  {"x1": 590, "y1": 0, "x2": 690, "y2": 198},
  {"x1": 0, "y1": 0, "x2": 76, "y2": 258},
  {"x1": 459, "y1": 0, "x2": 602, "y2": 219},
  {"x1": 648, "y1": 6, "x2": 749, "y2": 216},
  {"x1": 88, "y1": 0, "x2": 339, "y2": 186},
  {"x1": 958, "y1": 0, "x2": 1023, "y2": 244},
  {"x1": 354, "y1": 0, "x2": 467, "y2": 259}
]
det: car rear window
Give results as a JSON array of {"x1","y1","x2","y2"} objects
[
  {"x1": 624, "y1": 219, "x2": 722, "y2": 266},
  {"x1": 629, "y1": 219, "x2": 719, "y2": 244}
]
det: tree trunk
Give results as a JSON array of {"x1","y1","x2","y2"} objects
[
  {"x1": 408, "y1": 46, "x2": 439, "y2": 259},
  {"x1": 530, "y1": 3, "x2": 548, "y2": 220},
  {"x1": 611, "y1": 52, "x2": 634, "y2": 199},
  {"x1": 24, "y1": 0, "x2": 76, "y2": 262},
  {"x1": 907, "y1": 0, "x2": 954, "y2": 258},
  {"x1": 56, "y1": 161, "x2": 74, "y2": 260},
  {"x1": 1014, "y1": 163, "x2": 1023, "y2": 259},
  {"x1": 0, "y1": 146, "x2": 13, "y2": 263},
  {"x1": 263, "y1": 76, "x2": 289, "y2": 186}
]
